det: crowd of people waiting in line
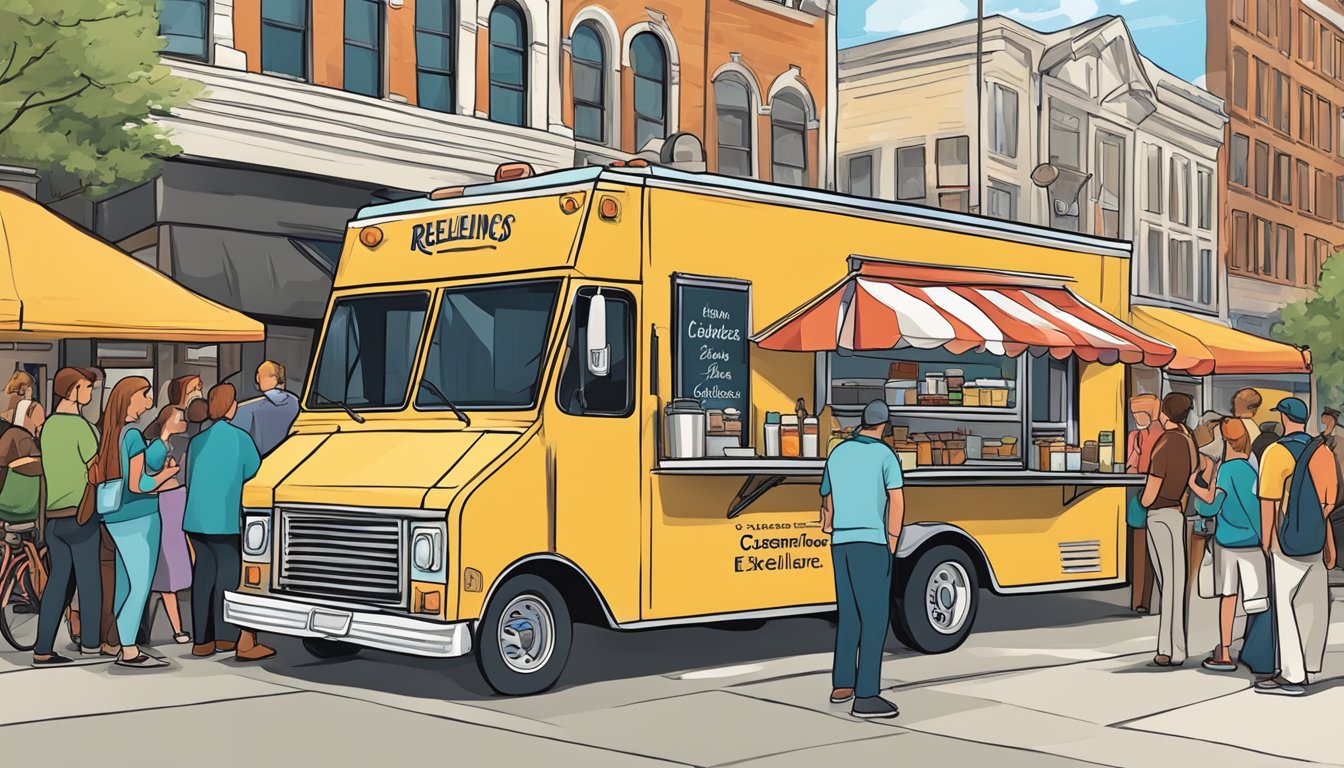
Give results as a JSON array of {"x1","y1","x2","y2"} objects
[
  {"x1": 1126, "y1": 388, "x2": 1344, "y2": 696},
  {"x1": 0, "y1": 362, "x2": 300, "y2": 669}
]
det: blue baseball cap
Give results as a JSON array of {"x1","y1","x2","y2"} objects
[
  {"x1": 1271, "y1": 397, "x2": 1309, "y2": 424},
  {"x1": 862, "y1": 399, "x2": 890, "y2": 427}
]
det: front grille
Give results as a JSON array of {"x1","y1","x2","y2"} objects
[{"x1": 278, "y1": 510, "x2": 405, "y2": 606}]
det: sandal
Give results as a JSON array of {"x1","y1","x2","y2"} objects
[
  {"x1": 1202, "y1": 656, "x2": 1237, "y2": 672},
  {"x1": 173, "y1": 632, "x2": 191, "y2": 645}
]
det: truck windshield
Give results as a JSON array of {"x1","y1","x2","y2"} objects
[
  {"x1": 416, "y1": 280, "x2": 562, "y2": 410},
  {"x1": 307, "y1": 292, "x2": 430, "y2": 411}
]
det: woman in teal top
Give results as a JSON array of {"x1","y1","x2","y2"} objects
[{"x1": 94, "y1": 377, "x2": 180, "y2": 668}]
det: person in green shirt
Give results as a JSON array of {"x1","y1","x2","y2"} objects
[{"x1": 32, "y1": 368, "x2": 103, "y2": 666}]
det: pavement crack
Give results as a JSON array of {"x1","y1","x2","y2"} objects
[{"x1": 0, "y1": 690, "x2": 305, "y2": 730}]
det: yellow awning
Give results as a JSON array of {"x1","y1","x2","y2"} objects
[
  {"x1": 0, "y1": 190, "x2": 264, "y2": 342},
  {"x1": 1131, "y1": 306, "x2": 1311, "y2": 377}
]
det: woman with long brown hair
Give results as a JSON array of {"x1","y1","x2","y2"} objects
[
  {"x1": 95, "y1": 377, "x2": 181, "y2": 668},
  {"x1": 144, "y1": 404, "x2": 192, "y2": 644},
  {"x1": 3, "y1": 370, "x2": 36, "y2": 422}
]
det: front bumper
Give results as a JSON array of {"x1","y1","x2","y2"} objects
[{"x1": 224, "y1": 591, "x2": 473, "y2": 658}]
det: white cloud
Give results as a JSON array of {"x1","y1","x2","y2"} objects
[
  {"x1": 1002, "y1": 0, "x2": 1100, "y2": 25},
  {"x1": 864, "y1": 0, "x2": 972, "y2": 35},
  {"x1": 1127, "y1": 14, "x2": 1179, "y2": 31},
  {"x1": 1118, "y1": 0, "x2": 1138, "y2": 4}
]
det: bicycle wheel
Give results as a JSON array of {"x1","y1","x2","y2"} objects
[{"x1": 0, "y1": 560, "x2": 42, "y2": 651}]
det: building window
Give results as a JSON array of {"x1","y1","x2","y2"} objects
[
  {"x1": 488, "y1": 3, "x2": 528, "y2": 126},
  {"x1": 1197, "y1": 166, "x2": 1212, "y2": 230},
  {"x1": 896, "y1": 145, "x2": 926, "y2": 201},
  {"x1": 1319, "y1": 97, "x2": 1332, "y2": 152},
  {"x1": 160, "y1": 0, "x2": 209, "y2": 59},
  {"x1": 1337, "y1": 176, "x2": 1344, "y2": 221},
  {"x1": 631, "y1": 33, "x2": 667, "y2": 151},
  {"x1": 1277, "y1": 224, "x2": 1296, "y2": 282},
  {"x1": 1254, "y1": 140, "x2": 1270, "y2": 197},
  {"x1": 1300, "y1": 86, "x2": 1315, "y2": 143},
  {"x1": 1097, "y1": 132, "x2": 1124, "y2": 239},
  {"x1": 1232, "y1": 49, "x2": 1249, "y2": 110},
  {"x1": 1146, "y1": 228, "x2": 1164, "y2": 295},
  {"x1": 416, "y1": 1, "x2": 456, "y2": 113},
  {"x1": 770, "y1": 91, "x2": 809, "y2": 186},
  {"x1": 1316, "y1": 170, "x2": 1332, "y2": 219},
  {"x1": 1274, "y1": 70, "x2": 1291, "y2": 133},
  {"x1": 1278, "y1": 0, "x2": 1292, "y2": 55},
  {"x1": 1198, "y1": 246, "x2": 1214, "y2": 306},
  {"x1": 990, "y1": 83, "x2": 1018, "y2": 158},
  {"x1": 1230, "y1": 133, "x2": 1249, "y2": 187},
  {"x1": 1258, "y1": 0, "x2": 1272, "y2": 35},
  {"x1": 1325, "y1": 26, "x2": 1336, "y2": 77},
  {"x1": 986, "y1": 179, "x2": 1018, "y2": 221},
  {"x1": 1303, "y1": 11, "x2": 1317, "y2": 65},
  {"x1": 344, "y1": 0, "x2": 383, "y2": 97},
  {"x1": 1255, "y1": 59, "x2": 1269, "y2": 122},
  {"x1": 714, "y1": 74, "x2": 753, "y2": 178},
  {"x1": 1048, "y1": 107, "x2": 1081, "y2": 170},
  {"x1": 571, "y1": 25, "x2": 606, "y2": 143},
  {"x1": 1144, "y1": 144, "x2": 1163, "y2": 214},
  {"x1": 261, "y1": 0, "x2": 307, "y2": 79},
  {"x1": 1297, "y1": 159, "x2": 1311, "y2": 212},
  {"x1": 935, "y1": 135, "x2": 970, "y2": 188},
  {"x1": 845, "y1": 154, "x2": 874, "y2": 197},
  {"x1": 1256, "y1": 217, "x2": 1273, "y2": 275},
  {"x1": 1231, "y1": 210, "x2": 1249, "y2": 270},
  {"x1": 1233, "y1": 0, "x2": 1246, "y2": 25},
  {"x1": 1168, "y1": 238, "x2": 1194, "y2": 301},
  {"x1": 1169, "y1": 155, "x2": 1190, "y2": 226},
  {"x1": 1274, "y1": 151, "x2": 1291, "y2": 204}
]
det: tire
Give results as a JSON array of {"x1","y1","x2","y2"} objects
[
  {"x1": 891, "y1": 544, "x2": 979, "y2": 654},
  {"x1": 303, "y1": 637, "x2": 360, "y2": 660},
  {"x1": 0, "y1": 561, "x2": 41, "y2": 652},
  {"x1": 712, "y1": 618, "x2": 768, "y2": 631},
  {"x1": 475, "y1": 575, "x2": 572, "y2": 696}
]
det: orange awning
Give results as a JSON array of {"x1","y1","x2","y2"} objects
[
  {"x1": 0, "y1": 189, "x2": 264, "y2": 342},
  {"x1": 754, "y1": 258, "x2": 1175, "y2": 367},
  {"x1": 1130, "y1": 306, "x2": 1311, "y2": 376}
]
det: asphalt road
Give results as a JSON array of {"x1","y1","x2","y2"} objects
[{"x1": 2, "y1": 583, "x2": 1342, "y2": 767}]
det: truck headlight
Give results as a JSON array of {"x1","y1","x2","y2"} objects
[
  {"x1": 410, "y1": 523, "x2": 445, "y2": 577},
  {"x1": 243, "y1": 516, "x2": 271, "y2": 558}
]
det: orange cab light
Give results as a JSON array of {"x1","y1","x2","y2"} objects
[
  {"x1": 495, "y1": 162, "x2": 536, "y2": 181},
  {"x1": 609, "y1": 160, "x2": 628, "y2": 167},
  {"x1": 358, "y1": 226, "x2": 384, "y2": 247},
  {"x1": 627, "y1": 158, "x2": 651, "y2": 167},
  {"x1": 244, "y1": 566, "x2": 262, "y2": 587},
  {"x1": 599, "y1": 196, "x2": 620, "y2": 221},
  {"x1": 560, "y1": 193, "x2": 585, "y2": 214},
  {"x1": 429, "y1": 186, "x2": 465, "y2": 200}
]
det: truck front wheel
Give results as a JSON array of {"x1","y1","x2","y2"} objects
[
  {"x1": 475, "y1": 575, "x2": 573, "y2": 696},
  {"x1": 890, "y1": 545, "x2": 978, "y2": 654}
]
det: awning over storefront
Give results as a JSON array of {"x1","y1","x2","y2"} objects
[
  {"x1": 0, "y1": 190, "x2": 263, "y2": 342},
  {"x1": 753, "y1": 258, "x2": 1175, "y2": 367},
  {"x1": 1130, "y1": 305, "x2": 1311, "y2": 376}
]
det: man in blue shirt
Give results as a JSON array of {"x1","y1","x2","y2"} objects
[{"x1": 820, "y1": 399, "x2": 904, "y2": 719}]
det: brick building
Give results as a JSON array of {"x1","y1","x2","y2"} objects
[{"x1": 1206, "y1": 0, "x2": 1344, "y2": 337}]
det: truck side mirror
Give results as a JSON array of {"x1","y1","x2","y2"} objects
[{"x1": 586, "y1": 290, "x2": 611, "y2": 377}]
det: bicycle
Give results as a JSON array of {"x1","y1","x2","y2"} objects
[{"x1": 0, "y1": 522, "x2": 48, "y2": 651}]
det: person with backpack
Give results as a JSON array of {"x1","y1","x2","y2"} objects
[
  {"x1": 1255, "y1": 397, "x2": 1339, "y2": 696},
  {"x1": 1140, "y1": 392, "x2": 1198, "y2": 667}
]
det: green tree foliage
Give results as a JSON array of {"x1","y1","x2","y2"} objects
[
  {"x1": 1275, "y1": 253, "x2": 1344, "y2": 409},
  {"x1": 0, "y1": 0, "x2": 203, "y2": 196}
]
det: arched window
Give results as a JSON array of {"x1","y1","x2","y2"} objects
[
  {"x1": 489, "y1": 2, "x2": 527, "y2": 126},
  {"x1": 572, "y1": 24, "x2": 606, "y2": 143},
  {"x1": 771, "y1": 91, "x2": 808, "y2": 186},
  {"x1": 631, "y1": 32, "x2": 667, "y2": 151},
  {"x1": 714, "y1": 74, "x2": 753, "y2": 178}
]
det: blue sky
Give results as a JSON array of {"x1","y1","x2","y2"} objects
[{"x1": 840, "y1": 0, "x2": 1207, "y2": 85}]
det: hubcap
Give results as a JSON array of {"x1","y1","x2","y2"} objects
[
  {"x1": 497, "y1": 595, "x2": 555, "y2": 674},
  {"x1": 925, "y1": 560, "x2": 971, "y2": 636}
]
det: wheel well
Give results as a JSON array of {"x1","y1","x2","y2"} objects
[
  {"x1": 905, "y1": 532, "x2": 993, "y2": 590},
  {"x1": 496, "y1": 559, "x2": 612, "y2": 627}
]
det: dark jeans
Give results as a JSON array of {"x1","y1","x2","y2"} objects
[
  {"x1": 1330, "y1": 506, "x2": 1344, "y2": 567},
  {"x1": 188, "y1": 533, "x2": 241, "y2": 645},
  {"x1": 35, "y1": 516, "x2": 102, "y2": 655},
  {"x1": 831, "y1": 542, "x2": 893, "y2": 699}
]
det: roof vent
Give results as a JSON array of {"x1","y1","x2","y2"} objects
[{"x1": 636, "y1": 133, "x2": 706, "y2": 173}]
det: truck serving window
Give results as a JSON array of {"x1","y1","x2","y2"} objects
[
  {"x1": 308, "y1": 292, "x2": 430, "y2": 411},
  {"x1": 416, "y1": 280, "x2": 561, "y2": 410}
]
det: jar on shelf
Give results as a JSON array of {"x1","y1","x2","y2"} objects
[
  {"x1": 801, "y1": 417, "x2": 819, "y2": 458},
  {"x1": 780, "y1": 415, "x2": 800, "y2": 457}
]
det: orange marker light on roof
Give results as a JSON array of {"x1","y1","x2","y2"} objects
[
  {"x1": 495, "y1": 162, "x2": 536, "y2": 181},
  {"x1": 359, "y1": 226, "x2": 384, "y2": 247},
  {"x1": 627, "y1": 158, "x2": 651, "y2": 167},
  {"x1": 599, "y1": 196, "x2": 620, "y2": 221}
]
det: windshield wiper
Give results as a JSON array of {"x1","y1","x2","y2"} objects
[
  {"x1": 312, "y1": 391, "x2": 366, "y2": 424},
  {"x1": 418, "y1": 380, "x2": 472, "y2": 427}
]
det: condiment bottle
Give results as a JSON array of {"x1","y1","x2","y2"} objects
[
  {"x1": 763, "y1": 412, "x2": 782, "y2": 457},
  {"x1": 780, "y1": 415, "x2": 801, "y2": 457},
  {"x1": 1066, "y1": 446, "x2": 1082, "y2": 472},
  {"x1": 796, "y1": 397, "x2": 808, "y2": 425},
  {"x1": 1098, "y1": 431, "x2": 1115, "y2": 473},
  {"x1": 802, "y1": 417, "x2": 819, "y2": 458}
]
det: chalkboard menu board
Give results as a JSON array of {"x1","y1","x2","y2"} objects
[{"x1": 674, "y1": 275, "x2": 752, "y2": 419}]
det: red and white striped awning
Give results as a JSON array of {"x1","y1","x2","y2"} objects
[{"x1": 753, "y1": 259, "x2": 1175, "y2": 367}]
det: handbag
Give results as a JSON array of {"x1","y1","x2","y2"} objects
[{"x1": 94, "y1": 478, "x2": 124, "y2": 517}]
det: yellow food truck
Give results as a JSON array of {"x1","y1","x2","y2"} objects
[{"x1": 226, "y1": 163, "x2": 1174, "y2": 695}]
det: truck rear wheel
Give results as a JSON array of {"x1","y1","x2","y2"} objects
[
  {"x1": 891, "y1": 545, "x2": 978, "y2": 654},
  {"x1": 475, "y1": 575, "x2": 572, "y2": 696}
]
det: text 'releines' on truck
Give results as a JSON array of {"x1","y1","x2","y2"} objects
[{"x1": 226, "y1": 162, "x2": 1169, "y2": 696}]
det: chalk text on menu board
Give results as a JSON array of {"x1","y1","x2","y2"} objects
[{"x1": 687, "y1": 305, "x2": 743, "y2": 402}]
